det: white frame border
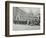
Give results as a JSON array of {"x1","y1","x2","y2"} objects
[{"x1": 9, "y1": 3, "x2": 43, "y2": 35}]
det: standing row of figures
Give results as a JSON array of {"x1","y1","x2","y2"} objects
[{"x1": 14, "y1": 14, "x2": 40, "y2": 25}]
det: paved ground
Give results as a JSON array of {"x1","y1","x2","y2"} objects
[{"x1": 13, "y1": 24, "x2": 40, "y2": 31}]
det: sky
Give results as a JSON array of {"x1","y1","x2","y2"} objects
[
  {"x1": 13, "y1": 7, "x2": 40, "y2": 18},
  {"x1": 19, "y1": 7, "x2": 40, "y2": 14}
]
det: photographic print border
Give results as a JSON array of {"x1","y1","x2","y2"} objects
[{"x1": 5, "y1": 1, "x2": 45, "y2": 37}]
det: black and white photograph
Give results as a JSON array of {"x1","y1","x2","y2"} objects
[
  {"x1": 5, "y1": 1, "x2": 45, "y2": 37},
  {"x1": 13, "y1": 7, "x2": 40, "y2": 31}
]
